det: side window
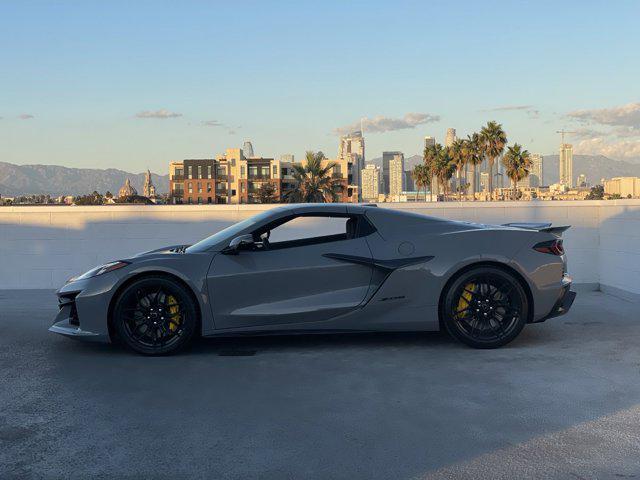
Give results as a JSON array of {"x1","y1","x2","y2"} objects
[{"x1": 267, "y1": 215, "x2": 352, "y2": 247}]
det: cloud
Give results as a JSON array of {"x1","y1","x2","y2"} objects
[
  {"x1": 482, "y1": 105, "x2": 539, "y2": 118},
  {"x1": 18, "y1": 114, "x2": 34, "y2": 120},
  {"x1": 567, "y1": 102, "x2": 640, "y2": 127},
  {"x1": 571, "y1": 128, "x2": 607, "y2": 140},
  {"x1": 135, "y1": 109, "x2": 182, "y2": 119},
  {"x1": 574, "y1": 137, "x2": 640, "y2": 159},
  {"x1": 613, "y1": 126, "x2": 640, "y2": 138},
  {"x1": 484, "y1": 105, "x2": 533, "y2": 112},
  {"x1": 202, "y1": 120, "x2": 223, "y2": 127},
  {"x1": 228, "y1": 130, "x2": 237, "y2": 135},
  {"x1": 334, "y1": 112, "x2": 440, "y2": 135}
]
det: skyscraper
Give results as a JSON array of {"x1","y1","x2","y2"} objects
[
  {"x1": 530, "y1": 154, "x2": 543, "y2": 187},
  {"x1": 382, "y1": 151, "x2": 402, "y2": 194},
  {"x1": 424, "y1": 136, "x2": 435, "y2": 150},
  {"x1": 517, "y1": 154, "x2": 543, "y2": 188},
  {"x1": 445, "y1": 128, "x2": 457, "y2": 147},
  {"x1": 389, "y1": 153, "x2": 405, "y2": 198},
  {"x1": 242, "y1": 141, "x2": 255, "y2": 158},
  {"x1": 338, "y1": 131, "x2": 365, "y2": 201},
  {"x1": 559, "y1": 144, "x2": 573, "y2": 187},
  {"x1": 361, "y1": 164, "x2": 381, "y2": 201}
]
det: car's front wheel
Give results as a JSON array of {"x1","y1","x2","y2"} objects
[
  {"x1": 113, "y1": 275, "x2": 198, "y2": 355},
  {"x1": 442, "y1": 266, "x2": 529, "y2": 349}
]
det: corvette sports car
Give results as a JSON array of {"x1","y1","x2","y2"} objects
[{"x1": 50, "y1": 204, "x2": 575, "y2": 355}]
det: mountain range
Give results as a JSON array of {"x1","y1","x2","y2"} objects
[
  {"x1": 2, "y1": 153, "x2": 640, "y2": 197},
  {"x1": 0, "y1": 162, "x2": 169, "y2": 197},
  {"x1": 367, "y1": 154, "x2": 640, "y2": 187}
]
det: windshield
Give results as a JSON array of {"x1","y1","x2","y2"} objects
[{"x1": 185, "y1": 209, "x2": 278, "y2": 253}]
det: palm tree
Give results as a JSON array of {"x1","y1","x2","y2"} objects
[
  {"x1": 423, "y1": 143, "x2": 438, "y2": 201},
  {"x1": 462, "y1": 133, "x2": 483, "y2": 201},
  {"x1": 449, "y1": 139, "x2": 466, "y2": 201},
  {"x1": 433, "y1": 143, "x2": 456, "y2": 200},
  {"x1": 412, "y1": 164, "x2": 431, "y2": 202},
  {"x1": 480, "y1": 121, "x2": 507, "y2": 200},
  {"x1": 283, "y1": 151, "x2": 342, "y2": 203},
  {"x1": 502, "y1": 143, "x2": 532, "y2": 200}
]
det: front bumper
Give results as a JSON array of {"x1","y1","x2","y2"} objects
[
  {"x1": 538, "y1": 275, "x2": 576, "y2": 322},
  {"x1": 49, "y1": 275, "x2": 117, "y2": 343},
  {"x1": 49, "y1": 317, "x2": 105, "y2": 341}
]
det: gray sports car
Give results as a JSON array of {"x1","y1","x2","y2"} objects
[{"x1": 50, "y1": 204, "x2": 575, "y2": 355}]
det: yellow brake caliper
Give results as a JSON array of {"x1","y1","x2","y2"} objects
[
  {"x1": 456, "y1": 283, "x2": 475, "y2": 318},
  {"x1": 167, "y1": 295, "x2": 181, "y2": 332}
]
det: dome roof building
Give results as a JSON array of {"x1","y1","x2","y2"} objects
[{"x1": 118, "y1": 178, "x2": 137, "y2": 199}]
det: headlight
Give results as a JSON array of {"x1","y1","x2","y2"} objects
[{"x1": 71, "y1": 261, "x2": 130, "y2": 282}]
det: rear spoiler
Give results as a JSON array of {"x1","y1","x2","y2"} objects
[{"x1": 502, "y1": 222, "x2": 570, "y2": 236}]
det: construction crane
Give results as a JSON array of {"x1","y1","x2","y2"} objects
[{"x1": 556, "y1": 129, "x2": 576, "y2": 144}]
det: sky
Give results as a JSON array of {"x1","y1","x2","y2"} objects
[{"x1": 1, "y1": 0, "x2": 640, "y2": 173}]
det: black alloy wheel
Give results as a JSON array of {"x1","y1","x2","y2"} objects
[
  {"x1": 443, "y1": 266, "x2": 528, "y2": 348},
  {"x1": 113, "y1": 276, "x2": 198, "y2": 355}
]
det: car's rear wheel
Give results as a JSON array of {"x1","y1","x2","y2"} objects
[
  {"x1": 113, "y1": 276, "x2": 198, "y2": 355},
  {"x1": 442, "y1": 266, "x2": 528, "y2": 349}
]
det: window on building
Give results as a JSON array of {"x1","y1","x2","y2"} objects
[
  {"x1": 240, "y1": 166, "x2": 246, "y2": 178},
  {"x1": 207, "y1": 183, "x2": 212, "y2": 193},
  {"x1": 198, "y1": 183, "x2": 203, "y2": 193},
  {"x1": 249, "y1": 166, "x2": 257, "y2": 177},
  {"x1": 197, "y1": 196, "x2": 202, "y2": 204},
  {"x1": 273, "y1": 165, "x2": 278, "y2": 177},
  {"x1": 187, "y1": 166, "x2": 192, "y2": 179},
  {"x1": 207, "y1": 165, "x2": 212, "y2": 178},
  {"x1": 282, "y1": 167, "x2": 288, "y2": 176},
  {"x1": 188, "y1": 183, "x2": 193, "y2": 194},
  {"x1": 198, "y1": 166, "x2": 202, "y2": 179},
  {"x1": 260, "y1": 166, "x2": 269, "y2": 177}
]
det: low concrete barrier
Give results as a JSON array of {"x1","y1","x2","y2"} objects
[{"x1": 1, "y1": 201, "x2": 639, "y2": 296}]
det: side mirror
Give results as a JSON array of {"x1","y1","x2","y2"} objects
[{"x1": 222, "y1": 234, "x2": 254, "y2": 255}]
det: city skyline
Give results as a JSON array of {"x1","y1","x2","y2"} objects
[{"x1": 1, "y1": 1, "x2": 639, "y2": 172}]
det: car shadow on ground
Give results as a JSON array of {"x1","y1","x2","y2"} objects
[{"x1": 53, "y1": 324, "x2": 550, "y2": 357}]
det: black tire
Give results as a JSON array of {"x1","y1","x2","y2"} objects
[
  {"x1": 442, "y1": 266, "x2": 528, "y2": 349},
  {"x1": 113, "y1": 275, "x2": 199, "y2": 355}
]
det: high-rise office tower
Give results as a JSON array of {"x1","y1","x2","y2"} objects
[
  {"x1": 559, "y1": 144, "x2": 573, "y2": 187},
  {"x1": 389, "y1": 153, "x2": 405, "y2": 198},
  {"x1": 361, "y1": 164, "x2": 381, "y2": 201},
  {"x1": 382, "y1": 151, "x2": 402, "y2": 194},
  {"x1": 338, "y1": 131, "x2": 365, "y2": 201},
  {"x1": 424, "y1": 136, "x2": 435, "y2": 150},
  {"x1": 445, "y1": 128, "x2": 457, "y2": 147},
  {"x1": 529, "y1": 154, "x2": 543, "y2": 187},
  {"x1": 242, "y1": 141, "x2": 255, "y2": 158}
]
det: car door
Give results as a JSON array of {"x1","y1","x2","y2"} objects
[{"x1": 207, "y1": 210, "x2": 374, "y2": 330}]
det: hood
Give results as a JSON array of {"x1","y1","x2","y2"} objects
[{"x1": 133, "y1": 244, "x2": 191, "y2": 257}]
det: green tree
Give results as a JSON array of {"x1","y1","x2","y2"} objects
[
  {"x1": 449, "y1": 139, "x2": 466, "y2": 201},
  {"x1": 585, "y1": 184, "x2": 604, "y2": 200},
  {"x1": 283, "y1": 151, "x2": 342, "y2": 203},
  {"x1": 462, "y1": 133, "x2": 483, "y2": 201},
  {"x1": 411, "y1": 164, "x2": 431, "y2": 202},
  {"x1": 480, "y1": 121, "x2": 507, "y2": 200},
  {"x1": 423, "y1": 143, "x2": 438, "y2": 201},
  {"x1": 433, "y1": 144, "x2": 456, "y2": 200},
  {"x1": 502, "y1": 143, "x2": 532, "y2": 200},
  {"x1": 256, "y1": 182, "x2": 277, "y2": 204}
]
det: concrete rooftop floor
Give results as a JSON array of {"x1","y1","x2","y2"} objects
[{"x1": 1, "y1": 289, "x2": 639, "y2": 480}]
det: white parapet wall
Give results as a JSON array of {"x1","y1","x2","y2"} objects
[{"x1": 0, "y1": 200, "x2": 639, "y2": 295}]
